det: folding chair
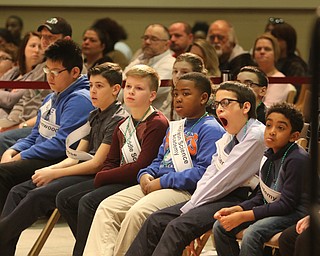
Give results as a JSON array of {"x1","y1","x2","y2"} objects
[{"x1": 28, "y1": 208, "x2": 61, "y2": 256}]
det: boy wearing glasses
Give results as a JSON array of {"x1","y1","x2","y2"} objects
[
  {"x1": 237, "y1": 66, "x2": 268, "y2": 124},
  {"x1": 126, "y1": 81, "x2": 266, "y2": 256},
  {"x1": 0, "y1": 39, "x2": 94, "y2": 217}
]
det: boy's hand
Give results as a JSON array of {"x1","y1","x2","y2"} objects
[
  {"x1": 219, "y1": 212, "x2": 244, "y2": 231},
  {"x1": 296, "y1": 215, "x2": 310, "y2": 234},
  {"x1": 214, "y1": 206, "x2": 242, "y2": 220},
  {"x1": 144, "y1": 178, "x2": 162, "y2": 194},
  {"x1": 1, "y1": 149, "x2": 20, "y2": 163},
  {"x1": 140, "y1": 174, "x2": 154, "y2": 194},
  {"x1": 32, "y1": 167, "x2": 56, "y2": 187}
]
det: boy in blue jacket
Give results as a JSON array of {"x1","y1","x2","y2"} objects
[
  {"x1": 213, "y1": 102, "x2": 309, "y2": 256},
  {"x1": 0, "y1": 39, "x2": 94, "y2": 215},
  {"x1": 83, "y1": 72, "x2": 225, "y2": 256}
]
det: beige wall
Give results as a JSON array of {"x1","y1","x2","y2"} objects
[{"x1": 0, "y1": 5, "x2": 317, "y2": 61}]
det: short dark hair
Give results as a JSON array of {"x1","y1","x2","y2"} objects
[
  {"x1": 84, "y1": 27, "x2": 109, "y2": 55},
  {"x1": 216, "y1": 81, "x2": 257, "y2": 119},
  {"x1": 266, "y1": 102, "x2": 304, "y2": 133},
  {"x1": 88, "y1": 62, "x2": 122, "y2": 86},
  {"x1": 178, "y1": 72, "x2": 211, "y2": 103},
  {"x1": 6, "y1": 15, "x2": 23, "y2": 29},
  {"x1": 45, "y1": 39, "x2": 83, "y2": 73},
  {"x1": 238, "y1": 66, "x2": 269, "y2": 87}
]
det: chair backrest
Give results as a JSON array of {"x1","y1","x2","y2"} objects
[{"x1": 286, "y1": 84, "x2": 297, "y2": 104}]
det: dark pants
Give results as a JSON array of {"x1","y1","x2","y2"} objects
[
  {"x1": 0, "y1": 127, "x2": 32, "y2": 156},
  {"x1": 279, "y1": 224, "x2": 320, "y2": 256},
  {"x1": 0, "y1": 175, "x2": 92, "y2": 256},
  {"x1": 0, "y1": 158, "x2": 61, "y2": 214},
  {"x1": 56, "y1": 179, "x2": 129, "y2": 256},
  {"x1": 126, "y1": 187, "x2": 249, "y2": 256}
]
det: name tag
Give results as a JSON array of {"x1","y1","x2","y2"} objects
[{"x1": 169, "y1": 119, "x2": 193, "y2": 172}]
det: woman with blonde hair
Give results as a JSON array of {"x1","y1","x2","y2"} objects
[
  {"x1": 253, "y1": 33, "x2": 293, "y2": 107},
  {"x1": 190, "y1": 38, "x2": 220, "y2": 77}
]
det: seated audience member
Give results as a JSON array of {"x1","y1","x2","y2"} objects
[
  {"x1": 0, "y1": 62, "x2": 126, "y2": 255},
  {"x1": 164, "y1": 52, "x2": 208, "y2": 121},
  {"x1": 0, "y1": 39, "x2": 94, "y2": 215},
  {"x1": 92, "y1": 17, "x2": 129, "y2": 69},
  {"x1": 168, "y1": 22, "x2": 193, "y2": 57},
  {"x1": 190, "y1": 38, "x2": 220, "y2": 76},
  {"x1": 264, "y1": 17, "x2": 285, "y2": 33},
  {"x1": 271, "y1": 22, "x2": 308, "y2": 78},
  {"x1": 5, "y1": 15, "x2": 23, "y2": 46},
  {"x1": 192, "y1": 21, "x2": 209, "y2": 40},
  {"x1": 81, "y1": 27, "x2": 113, "y2": 70},
  {"x1": 126, "y1": 81, "x2": 266, "y2": 256},
  {"x1": 279, "y1": 212, "x2": 320, "y2": 256},
  {"x1": 213, "y1": 102, "x2": 309, "y2": 256},
  {"x1": 83, "y1": 72, "x2": 225, "y2": 256},
  {"x1": 56, "y1": 65, "x2": 168, "y2": 256},
  {"x1": 0, "y1": 17, "x2": 73, "y2": 155},
  {"x1": 121, "y1": 23, "x2": 175, "y2": 118},
  {"x1": 0, "y1": 32, "x2": 47, "y2": 155},
  {"x1": 0, "y1": 43, "x2": 19, "y2": 118},
  {"x1": 207, "y1": 20, "x2": 256, "y2": 79},
  {"x1": 236, "y1": 66, "x2": 268, "y2": 124},
  {"x1": 0, "y1": 43, "x2": 17, "y2": 78},
  {"x1": 0, "y1": 28, "x2": 15, "y2": 46},
  {"x1": 253, "y1": 33, "x2": 293, "y2": 108}
]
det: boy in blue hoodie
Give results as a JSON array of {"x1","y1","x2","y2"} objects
[
  {"x1": 0, "y1": 39, "x2": 94, "y2": 214},
  {"x1": 83, "y1": 72, "x2": 225, "y2": 256}
]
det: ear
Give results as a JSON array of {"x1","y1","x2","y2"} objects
[
  {"x1": 242, "y1": 101, "x2": 251, "y2": 114},
  {"x1": 200, "y1": 92, "x2": 209, "y2": 105},
  {"x1": 258, "y1": 86, "x2": 267, "y2": 97},
  {"x1": 149, "y1": 91, "x2": 157, "y2": 103},
  {"x1": 63, "y1": 36, "x2": 71, "y2": 41},
  {"x1": 289, "y1": 131, "x2": 300, "y2": 142},
  {"x1": 112, "y1": 84, "x2": 121, "y2": 96},
  {"x1": 72, "y1": 67, "x2": 81, "y2": 78}
]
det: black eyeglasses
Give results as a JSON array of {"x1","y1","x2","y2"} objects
[
  {"x1": 240, "y1": 80, "x2": 262, "y2": 88},
  {"x1": 212, "y1": 98, "x2": 241, "y2": 109},
  {"x1": 268, "y1": 17, "x2": 284, "y2": 25}
]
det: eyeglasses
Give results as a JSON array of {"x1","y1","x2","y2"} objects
[
  {"x1": 268, "y1": 17, "x2": 284, "y2": 25},
  {"x1": 43, "y1": 67, "x2": 68, "y2": 77},
  {"x1": 208, "y1": 34, "x2": 225, "y2": 42},
  {"x1": 0, "y1": 56, "x2": 13, "y2": 62},
  {"x1": 212, "y1": 98, "x2": 241, "y2": 109},
  {"x1": 240, "y1": 80, "x2": 262, "y2": 88},
  {"x1": 141, "y1": 35, "x2": 168, "y2": 43}
]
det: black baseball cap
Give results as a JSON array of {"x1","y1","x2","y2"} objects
[{"x1": 37, "y1": 17, "x2": 72, "y2": 37}]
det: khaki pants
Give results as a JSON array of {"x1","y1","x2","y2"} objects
[{"x1": 83, "y1": 184, "x2": 191, "y2": 256}]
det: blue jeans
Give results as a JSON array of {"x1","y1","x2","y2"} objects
[
  {"x1": 213, "y1": 212, "x2": 303, "y2": 256},
  {"x1": 0, "y1": 127, "x2": 32, "y2": 156}
]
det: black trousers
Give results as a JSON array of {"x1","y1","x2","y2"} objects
[
  {"x1": 126, "y1": 187, "x2": 249, "y2": 256},
  {"x1": 0, "y1": 158, "x2": 62, "y2": 214}
]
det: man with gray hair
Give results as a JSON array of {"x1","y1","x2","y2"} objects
[
  {"x1": 122, "y1": 23, "x2": 175, "y2": 118},
  {"x1": 207, "y1": 19, "x2": 255, "y2": 79}
]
